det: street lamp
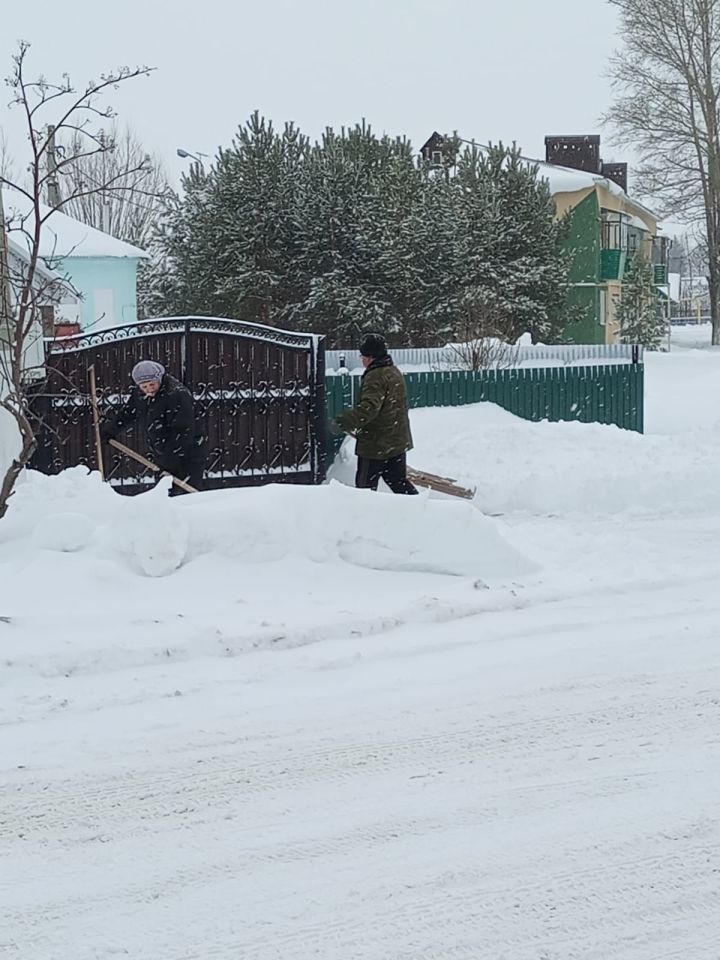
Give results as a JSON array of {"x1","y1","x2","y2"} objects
[{"x1": 176, "y1": 147, "x2": 208, "y2": 165}]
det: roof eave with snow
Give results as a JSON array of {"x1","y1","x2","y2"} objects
[
  {"x1": 2, "y1": 188, "x2": 149, "y2": 261},
  {"x1": 537, "y1": 161, "x2": 659, "y2": 225}
]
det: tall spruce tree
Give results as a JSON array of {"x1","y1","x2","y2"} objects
[{"x1": 617, "y1": 254, "x2": 665, "y2": 348}]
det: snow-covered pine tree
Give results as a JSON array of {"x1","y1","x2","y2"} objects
[
  {"x1": 211, "y1": 113, "x2": 306, "y2": 324},
  {"x1": 145, "y1": 122, "x2": 575, "y2": 346},
  {"x1": 453, "y1": 142, "x2": 571, "y2": 345},
  {"x1": 138, "y1": 164, "x2": 215, "y2": 317},
  {"x1": 365, "y1": 138, "x2": 467, "y2": 348},
  {"x1": 617, "y1": 254, "x2": 665, "y2": 348},
  {"x1": 142, "y1": 113, "x2": 306, "y2": 323},
  {"x1": 291, "y1": 123, "x2": 400, "y2": 344}
]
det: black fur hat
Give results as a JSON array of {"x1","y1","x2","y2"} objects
[{"x1": 359, "y1": 333, "x2": 388, "y2": 359}]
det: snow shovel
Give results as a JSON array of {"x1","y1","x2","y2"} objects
[
  {"x1": 108, "y1": 438, "x2": 198, "y2": 494},
  {"x1": 407, "y1": 468, "x2": 475, "y2": 500}
]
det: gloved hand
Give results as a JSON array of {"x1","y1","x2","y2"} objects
[
  {"x1": 99, "y1": 424, "x2": 115, "y2": 444},
  {"x1": 329, "y1": 419, "x2": 344, "y2": 437}
]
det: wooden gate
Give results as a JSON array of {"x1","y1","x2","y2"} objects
[{"x1": 31, "y1": 316, "x2": 327, "y2": 492}]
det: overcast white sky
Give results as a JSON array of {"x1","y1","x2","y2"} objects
[{"x1": 1, "y1": 0, "x2": 623, "y2": 183}]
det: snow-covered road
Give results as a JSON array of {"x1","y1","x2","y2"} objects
[
  {"x1": 4, "y1": 576, "x2": 720, "y2": 960},
  {"x1": 2, "y1": 326, "x2": 720, "y2": 959}
]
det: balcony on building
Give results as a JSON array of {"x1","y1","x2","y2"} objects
[
  {"x1": 600, "y1": 211, "x2": 629, "y2": 281},
  {"x1": 652, "y1": 236, "x2": 669, "y2": 285}
]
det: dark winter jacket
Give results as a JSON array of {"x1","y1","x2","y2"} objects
[
  {"x1": 101, "y1": 375, "x2": 203, "y2": 476},
  {"x1": 335, "y1": 356, "x2": 413, "y2": 460}
]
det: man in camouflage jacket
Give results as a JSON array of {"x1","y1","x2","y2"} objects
[{"x1": 331, "y1": 334, "x2": 418, "y2": 495}]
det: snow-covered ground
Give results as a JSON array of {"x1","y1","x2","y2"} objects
[{"x1": 2, "y1": 327, "x2": 720, "y2": 959}]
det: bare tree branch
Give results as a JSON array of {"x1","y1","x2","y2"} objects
[
  {"x1": 604, "y1": 0, "x2": 720, "y2": 344},
  {"x1": 0, "y1": 40, "x2": 155, "y2": 519},
  {"x1": 56, "y1": 124, "x2": 171, "y2": 247}
]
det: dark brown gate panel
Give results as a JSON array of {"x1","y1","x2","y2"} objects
[{"x1": 31, "y1": 317, "x2": 326, "y2": 492}]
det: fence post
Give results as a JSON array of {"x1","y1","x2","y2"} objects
[{"x1": 312, "y1": 336, "x2": 327, "y2": 483}]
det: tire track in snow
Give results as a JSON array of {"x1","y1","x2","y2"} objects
[
  {"x1": 3, "y1": 686, "x2": 714, "y2": 842},
  {"x1": 6, "y1": 570, "x2": 720, "y2": 683}
]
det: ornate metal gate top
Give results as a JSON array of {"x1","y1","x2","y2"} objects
[{"x1": 49, "y1": 316, "x2": 322, "y2": 355}]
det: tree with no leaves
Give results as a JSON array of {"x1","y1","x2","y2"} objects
[
  {"x1": 0, "y1": 41, "x2": 153, "y2": 519},
  {"x1": 604, "y1": 0, "x2": 720, "y2": 344},
  {"x1": 59, "y1": 124, "x2": 171, "y2": 249}
]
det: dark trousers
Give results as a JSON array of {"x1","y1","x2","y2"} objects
[{"x1": 356, "y1": 453, "x2": 418, "y2": 495}]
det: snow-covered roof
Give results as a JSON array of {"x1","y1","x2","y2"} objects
[
  {"x1": 532, "y1": 160, "x2": 659, "y2": 226},
  {"x1": 535, "y1": 160, "x2": 626, "y2": 199},
  {"x1": 1, "y1": 188, "x2": 148, "y2": 260},
  {"x1": 463, "y1": 140, "x2": 657, "y2": 220}
]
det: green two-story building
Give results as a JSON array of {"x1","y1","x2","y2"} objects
[
  {"x1": 541, "y1": 136, "x2": 667, "y2": 344},
  {"x1": 420, "y1": 132, "x2": 668, "y2": 345}
]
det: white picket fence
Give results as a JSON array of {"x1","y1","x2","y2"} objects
[{"x1": 325, "y1": 342, "x2": 643, "y2": 372}]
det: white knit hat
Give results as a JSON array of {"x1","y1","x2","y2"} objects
[{"x1": 131, "y1": 360, "x2": 165, "y2": 384}]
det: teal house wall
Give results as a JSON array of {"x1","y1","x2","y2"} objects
[{"x1": 59, "y1": 256, "x2": 142, "y2": 331}]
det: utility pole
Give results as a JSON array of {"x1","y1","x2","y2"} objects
[
  {"x1": 46, "y1": 125, "x2": 61, "y2": 207},
  {"x1": 99, "y1": 129, "x2": 110, "y2": 233}
]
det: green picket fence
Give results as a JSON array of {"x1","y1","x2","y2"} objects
[{"x1": 325, "y1": 364, "x2": 644, "y2": 458}]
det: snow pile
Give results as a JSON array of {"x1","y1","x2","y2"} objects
[
  {"x1": 185, "y1": 481, "x2": 533, "y2": 578},
  {"x1": 331, "y1": 400, "x2": 720, "y2": 518},
  {"x1": 0, "y1": 467, "x2": 534, "y2": 581},
  {"x1": 1, "y1": 467, "x2": 121, "y2": 544},
  {"x1": 0, "y1": 404, "x2": 21, "y2": 481},
  {"x1": 33, "y1": 511, "x2": 95, "y2": 553},
  {"x1": 0, "y1": 468, "x2": 538, "y2": 679}
]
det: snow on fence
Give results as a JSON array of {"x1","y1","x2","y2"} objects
[
  {"x1": 325, "y1": 342, "x2": 643, "y2": 372},
  {"x1": 325, "y1": 363, "x2": 645, "y2": 458}
]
